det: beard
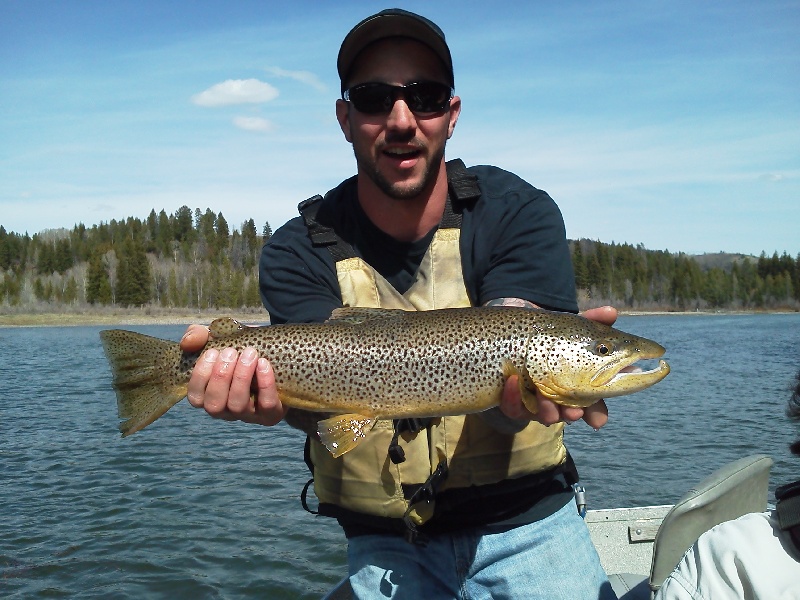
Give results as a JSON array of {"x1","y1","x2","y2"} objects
[{"x1": 352, "y1": 137, "x2": 446, "y2": 201}]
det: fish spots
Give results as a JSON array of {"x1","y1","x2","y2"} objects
[{"x1": 102, "y1": 306, "x2": 668, "y2": 439}]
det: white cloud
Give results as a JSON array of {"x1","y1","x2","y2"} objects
[
  {"x1": 759, "y1": 173, "x2": 785, "y2": 183},
  {"x1": 191, "y1": 79, "x2": 279, "y2": 107},
  {"x1": 232, "y1": 116, "x2": 275, "y2": 134},
  {"x1": 264, "y1": 66, "x2": 327, "y2": 92}
]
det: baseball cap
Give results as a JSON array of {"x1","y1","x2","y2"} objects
[{"x1": 337, "y1": 9, "x2": 454, "y2": 93}]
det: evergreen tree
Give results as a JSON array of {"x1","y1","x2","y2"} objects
[
  {"x1": 3, "y1": 271, "x2": 22, "y2": 304},
  {"x1": 54, "y1": 238, "x2": 73, "y2": 274},
  {"x1": 70, "y1": 223, "x2": 90, "y2": 262},
  {"x1": 262, "y1": 221, "x2": 273, "y2": 243},
  {"x1": 586, "y1": 250, "x2": 602, "y2": 290},
  {"x1": 174, "y1": 206, "x2": 194, "y2": 242},
  {"x1": 244, "y1": 275, "x2": 261, "y2": 307},
  {"x1": 157, "y1": 209, "x2": 173, "y2": 255},
  {"x1": 242, "y1": 218, "x2": 258, "y2": 248},
  {"x1": 63, "y1": 276, "x2": 79, "y2": 304},
  {"x1": 215, "y1": 212, "x2": 229, "y2": 254},
  {"x1": 33, "y1": 277, "x2": 47, "y2": 301},
  {"x1": 86, "y1": 250, "x2": 113, "y2": 304},
  {"x1": 190, "y1": 208, "x2": 212, "y2": 261},
  {"x1": 794, "y1": 254, "x2": 800, "y2": 302},
  {"x1": 239, "y1": 219, "x2": 257, "y2": 271},
  {"x1": 167, "y1": 269, "x2": 179, "y2": 307},
  {"x1": 37, "y1": 242, "x2": 55, "y2": 274},
  {"x1": 116, "y1": 237, "x2": 151, "y2": 306},
  {"x1": 0, "y1": 227, "x2": 12, "y2": 270},
  {"x1": 145, "y1": 210, "x2": 158, "y2": 252},
  {"x1": 572, "y1": 243, "x2": 589, "y2": 291}
]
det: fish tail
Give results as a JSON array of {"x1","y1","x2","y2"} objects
[{"x1": 99, "y1": 329, "x2": 188, "y2": 436}]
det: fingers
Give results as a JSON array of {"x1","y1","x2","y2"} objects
[
  {"x1": 535, "y1": 398, "x2": 607, "y2": 428},
  {"x1": 186, "y1": 347, "x2": 218, "y2": 408},
  {"x1": 581, "y1": 400, "x2": 609, "y2": 429},
  {"x1": 180, "y1": 323, "x2": 210, "y2": 352},
  {"x1": 498, "y1": 374, "x2": 609, "y2": 429},
  {"x1": 498, "y1": 375, "x2": 524, "y2": 417},
  {"x1": 202, "y1": 347, "x2": 242, "y2": 418},
  {"x1": 186, "y1": 345, "x2": 286, "y2": 427},
  {"x1": 252, "y1": 358, "x2": 287, "y2": 426},
  {"x1": 581, "y1": 305, "x2": 618, "y2": 326},
  {"x1": 204, "y1": 346, "x2": 259, "y2": 418},
  {"x1": 498, "y1": 375, "x2": 568, "y2": 425},
  {"x1": 533, "y1": 397, "x2": 563, "y2": 425}
]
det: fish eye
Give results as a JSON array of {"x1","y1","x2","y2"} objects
[{"x1": 593, "y1": 341, "x2": 614, "y2": 356}]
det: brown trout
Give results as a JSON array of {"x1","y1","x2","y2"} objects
[{"x1": 100, "y1": 307, "x2": 670, "y2": 457}]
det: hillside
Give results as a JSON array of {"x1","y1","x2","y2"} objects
[{"x1": 1, "y1": 209, "x2": 798, "y2": 314}]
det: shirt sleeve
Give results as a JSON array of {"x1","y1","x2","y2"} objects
[
  {"x1": 259, "y1": 217, "x2": 343, "y2": 324},
  {"x1": 463, "y1": 167, "x2": 578, "y2": 312}
]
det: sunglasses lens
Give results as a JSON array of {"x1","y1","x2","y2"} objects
[
  {"x1": 405, "y1": 82, "x2": 452, "y2": 113},
  {"x1": 346, "y1": 82, "x2": 452, "y2": 115},
  {"x1": 346, "y1": 84, "x2": 393, "y2": 114}
]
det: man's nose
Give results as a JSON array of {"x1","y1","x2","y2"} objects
[{"x1": 385, "y1": 97, "x2": 416, "y2": 132}]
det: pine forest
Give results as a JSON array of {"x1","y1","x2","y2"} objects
[{"x1": 1, "y1": 206, "x2": 799, "y2": 315}]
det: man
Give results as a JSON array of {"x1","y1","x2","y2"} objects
[
  {"x1": 655, "y1": 369, "x2": 800, "y2": 599},
  {"x1": 182, "y1": 9, "x2": 617, "y2": 599}
]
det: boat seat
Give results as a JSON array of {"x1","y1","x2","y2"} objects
[
  {"x1": 608, "y1": 453, "x2": 772, "y2": 600},
  {"x1": 608, "y1": 572, "x2": 650, "y2": 599},
  {"x1": 648, "y1": 453, "x2": 773, "y2": 597}
]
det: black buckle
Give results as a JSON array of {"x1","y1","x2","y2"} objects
[
  {"x1": 776, "y1": 479, "x2": 800, "y2": 531},
  {"x1": 389, "y1": 418, "x2": 432, "y2": 465},
  {"x1": 400, "y1": 460, "x2": 449, "y2": 545}
]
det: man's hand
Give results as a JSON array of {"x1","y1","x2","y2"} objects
[
  {"x1": 180, "y1": 324, "x2": 288, "y2": 426},
  {"x1": 497, "y1": 305, "x2": 618, "y2": 429}
]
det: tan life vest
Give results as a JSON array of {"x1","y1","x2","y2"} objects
[{"x1": 302, "y1": 161, "x2": 566, "y2": 526}]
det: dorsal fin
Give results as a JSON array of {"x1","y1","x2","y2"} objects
[
  {"x1": 326, "y1": 307, "x2": 409, "y2": 325},
  {"x1": 209, "y1": 317, "x2": 245, "y2": 338}
]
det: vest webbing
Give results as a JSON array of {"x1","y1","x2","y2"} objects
[
  {"x1": 295, "y1": 159, "x2": 567, "y2": 541},
  {"x1": 297, "y1": 160, "x2": 481, "y2": 543}
]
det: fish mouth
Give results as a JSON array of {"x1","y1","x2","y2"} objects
[
  {"x1": 592, "y1": 359, "x2": 671, "y2": 391},
  {"x1": 536, "y1": 355, "x2": 670, "y2": 407}
]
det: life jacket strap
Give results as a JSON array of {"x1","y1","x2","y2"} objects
[
  {"x1": 300, "y1": 477, "x2": 318, "y2": 515},
  {"x1": 402, "y1": 459, "x2": 449, "y2": 545},
  {"x1": 388, "y1": 418, "x2": 434, "y2": 464}
]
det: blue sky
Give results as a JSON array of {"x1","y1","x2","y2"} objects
[{"x1": 1, "y1": 0, "x2": 798, "y2": 257}]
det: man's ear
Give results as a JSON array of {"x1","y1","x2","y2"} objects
[
  {"x1": 335, "y1": 99, "x2": 353, "y2": 143},
  {"x1": 447, "y1": 96, "x2": 461, "y2": 139}
]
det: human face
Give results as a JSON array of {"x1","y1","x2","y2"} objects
[{"x1": 336, "y1": 38, "x2": 460, "y2": 201}]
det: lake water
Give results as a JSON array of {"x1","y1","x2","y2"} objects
[{"x1": 1, "y1": 313, "x2": 799, "y2": 598}]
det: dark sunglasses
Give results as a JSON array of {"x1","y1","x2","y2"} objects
[{"x1": 343, "y1": 81, "x2": 454, "y2": 115}]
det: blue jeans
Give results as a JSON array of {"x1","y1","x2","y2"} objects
[{"x1": 347, "y1": 500, "x2": 617, "y2": 600}]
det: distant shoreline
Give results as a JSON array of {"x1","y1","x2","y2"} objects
[
  {"x1": 0, "y1": 308, "x2": 269, "y2": 328},
  {"x1": 1, "y1": 307, "x2": 795, "y2": 328}
]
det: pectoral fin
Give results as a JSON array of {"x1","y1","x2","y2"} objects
[
  {"x1": 317, "y1": 414, "x2": 377, "y2": 457},
  {"x1": 502, "y1": 360, "x2": 540, "y2": 415}
]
